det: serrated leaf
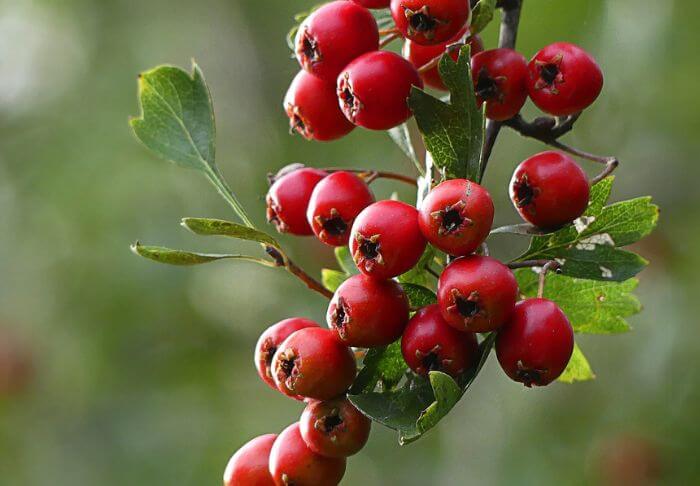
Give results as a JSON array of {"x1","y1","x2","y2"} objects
[
  {"x1": 388, "y1": 123, "x2": 423, "y2": 175},
  {"x1": 130, "y1": 242, "x2": 274, "y2": 267},
  {"x1": 322, "y1": 269, "x2": 348, "y2": 293},
  {"x1": 334, "y1": 247, "x2": 358, "y2": 275},
  {"x1": 558, "y1": 343, "x2": 596, "y2": 383},
  {"x1": 182, "y1": 218, "x2": 279, "y2": 248},
  {"x1": 470, "y1": 0, "x2": 497, "y2": 34},
  {"x1": 399, "y1": 246, "x2": 436, "y2": 288},
  {"x1": 414, "y1": 372, "x2": 462, "y2": 437},
  {"x1": 351, "y1": 341, "x2": 407, "y2": 394},
  {"x1": 401, "y1": 284, "x2": 437, "y2": 309}
]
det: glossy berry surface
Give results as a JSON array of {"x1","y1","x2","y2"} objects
[
  {"x1": 269, "y1": 423, "x2": 346, "y2": 486},
  {"x1": 390, "y1": 0, "x2": 471, "y2": 45},
  {"x1": 402, "y1": 304, "x2": 479, "y2": 379},
  {"x1": 510, "y1": 151, "x2": 590, "y2": 229},
  {"x1": 471, "y1": 48, "x2": 529, "y2": 121},
  {"x1": 496, "y1": 298, "x2": 575, "y2": 387},
  {"x1": 418, "y1": 179, "x2": 494, "y2": 256},
  {"x1": 306, "y1": 171, "x2": 375, "y2": 246},
  {"x1": 272, "y1": 327, "x2": 356, "y2": 401},
  {"x1": 349, "y1": 200, "x2": 427, "y2": 280},
  {"x1": 352, "y1": 0, "x2": 390, "y2": 8},
  {"x1": 527, "y1": 42, "x2": 604, "y2": 116},
  {"x1": 284, "y1": 70, "x2": 355, "y2": 142},
  {"x1": 438, "y1": 255, "x2": 519, "y2": 333},
  {"x1": 224, "y1": 434, "x2": 277, "y2": 486},
  {"x1": 266, "y1": 168, "x2": 327, "y2": 235},
  {"x1": 327, "y1": 274, "x2": 409, "y2": 347},
  {"x1": 300, "y1": 397, "x2": 372, "y2": 458},
  {"x1": 338, "y1": 51, "x2": 423, "y2": 130},
  {"x1": 295, "y1": 1, "x2": 379, "y2": 82},
  {"x1": 255, "y1": 318, "x2": 320, "y2": 391}
]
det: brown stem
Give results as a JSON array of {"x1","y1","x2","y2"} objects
[
  {"x1": 265, "y1": 246, "x2": 333, "y2": 299},
  {"x1": 537, "y1": 260, "x2": 561, "y2": 298},
  {"x1": 379, "y1": 32, "x2": 401, "y2": 49},
  {"x1": 323, "y1": 168, "x2": 418, "y2": 187},
  {"x1": 379, "y1": 27, "x2": 400, "y2": 36},
  {"x1": 547, "y1": 140, "x2": 620, "y2": 184}
]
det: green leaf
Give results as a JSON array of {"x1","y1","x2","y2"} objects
[
  {"x1": 182, "y1": 218, "x2": 279, "y2": 248},
  {"x1": 285, "y1": 4, "x2": 323, "y2": 52},
  {"x1": 334, "y1": 247, "x2": 358, "y2": 275},
  {"x1": 388, "y1": 123, "x2": 424, "y2": 176},
  {"x1": 470, "y1": 0, "x2": 497, "y2": 34},
  {"x1": 414, "y1": 372, "x2": 462, "y2": 436},
  {"x1": 401, "y1": 283, "x2": 437, "y2": 309},
  {"x1": 558, "y1": 343, "x2": 596, "y2": 383},
  {"x1": 351, "y1": 341, "x2": 407, "y2": 394},
  {"x1": 399, "y1": 246, "x2": 437, "y2": 288},
  {"x1": 130, "y1": 242, "x2": 274, "y2": 267},
  {"x1": 322, "y1": 269, "x2": 348, "y2": 293}
]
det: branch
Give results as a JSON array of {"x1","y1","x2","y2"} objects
[
  {"x1": 323, "y1": 168, "x2": 418, "y2": 187},
  {"x1": 265, "y1": 246, "x2": 333, "y2": 299}
]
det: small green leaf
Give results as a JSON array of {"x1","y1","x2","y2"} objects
[
  {"x1": 322, "y1": 269, "x2": 348, "y2": 293},
  {"x1": 182, "y1": 218, "x2": 279, "y2": 248},
  {"x1": 399, "y1": 246, "x2": 437, "y2": 288},
  {"x1": 351, "y1": 341, "x2": 407, "y2": 394},
  {"x1": 415, "y1": 372, "x2": 461, "y2": 436},
  {"x1": 130, "y1": 242, "x2": 274, "y2": 267},
  {"x1": 470, "y1": 0, "x2": 497, "y2": 34},
  {"x1": 558, "y1": 343, "x2": 596, "y2": 383},
  {"x1": 334, "y1": 247, "x2": 358, "y2": 275},
  {"x1": 388, "y1": 123, "x2": 423, "y2": 176},
  {"x1": 402, "y1": 284, "x2": 437, "y2": 309}
]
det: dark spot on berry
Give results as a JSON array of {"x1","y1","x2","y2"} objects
[
  {"x1": 320, "y1": 412, "x2": 344, "y2": 434},
  {"x1": 322, "y1": 215, "x2": 348, "y2": 236},
  {"x1": 515, "y1": 178, "x2": 535, "y2": 208},
  {"x1": 263, "y1": 346, "x2": 277, "y2": 369},
  {"x1": 300, "y1": 31, "x2": 320, "y2": 65},
  {"x1": 440, "y1": 208, "x2": 464, "y2": 234},
  {"x1": 516, "y1": 367, "x2": 544, "y2": 388},
  {"x1": 359, "y1": 238, "x2": 379, "y2": 260},
  {"x1": 475, "y1": 68, "x2": 500, "y2": 101},
  {"x1": 334, "y1": 305, "x2": 347, "y2": 330},
  {"x1": 279, "y1": 355, "x2": 296, "y2": 378},
  {"x1": 421, "y1": 351, "x2": 442, "y2": 372},
  {"x1": 409, "y1": 13, "x2": 436, "y2": 32},
  {"x1": 540, "y1": 63, "x2": 560, "y2": 85},
  {"x1": 455, "y1": 297, "x2": 480, "y2": 318}
]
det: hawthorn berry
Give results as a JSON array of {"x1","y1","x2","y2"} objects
[
  {"x1": 338, "y1": 51, "x2": 423, "y2": 130},
  {"x1": 349, "y1": 200, "x2": 427, "y2": 280},
  {"x1": 418, "y1": 178, "x2": 494, "y2": 257},
  {"x1": 352, "y1": 0, "x2": 391, "y2": 8},
  {"x1": 306, "y1": 171, "x2": 375, "y2": 246},
  {"x1": 510, "y1": 151, "x2": 590, "y2": 229},
  {"x1": 527, "y1": 42, "x2": 604, "y2": 116},
  {"x1": 471, "y1": 48, "x2": 529, "y2": 121},
  {"x1": 272, "y1": 327, "x2": 356, "y2": 401},
  {"x1": 496, "y1": 298, "x2": 575, "y2": 387},
  {"x1": 266, "y1": 168, "x2": 327, "y2": 235},
  {"x1": 224, "y1": 434, "x2": 277, "y2": 486},
  {"x1": 401, "y1": 304, "x2": 479, "y2": 379},
  {"x1": 390, "y1": 0, "x2": 471, "y2": 45},
  {"x1": 327, "y1": 274, "x2": 409, "y2": 347},
  {"x1": 284, "y1": 70, "x2": 355, "y2": 142},
  {"x1": 269, "y1": 423, "x2": 346, "y2": 486},
  {"x1": 295, "y1": 1, "x2": 379, "y2": 82},
  {"x1": 300, "y1": 397, "x2": 372, "y2": 458},
  {"x1": 438, "y1": 255, "x2": 519, "y2": 333}
]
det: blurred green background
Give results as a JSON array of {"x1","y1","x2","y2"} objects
[{"x1": 0, "y1": 0, "x2": 698, "y2": 484}]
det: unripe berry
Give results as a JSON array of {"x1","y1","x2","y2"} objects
[
  {"x1": 306, "y1": 171, "x2": 375, "y2": 246},
  {"x1": 496, "y1": 298, "x2": 575, "y2": 387},
  {"x1": 510, "y1": 151, "x2": 590, "y2": 229},
  {"x1": 266, "y1": 168, "x2": 327, "y2": 235},
  {"x1": 418, "y1": 179, "x2": 494, "y2": 257},
  {"x1": 350, "y1": 200, "x2": 427, "y2": 280},
  {"x1": 390, "y1": 0, "x2": 471, "y2": 45},
  {"x1": 224, "y1": 434, "x2": 277, "y2": 486},
  {"x1": 438, "y1": 255, "x2": 519, "y2": 333},
  {"x1": 471, "y1": 48, "x2": 529, "y2": 121},
  {"x1": 527, "y1": 42, "x2": 604, "y2": 116},
  {"x1": 300, "y1": 397, "x2": 372, "y2": 458},
  {"x1": 352, "y1": 0, "x2": 391, "y2": 8},
  {"x1": 295, "y1": 1, "x2": 379, "y2": 82},
  {"x1": 338, "y1": 51, "x2": 423, "y2": 130},
  {"x1": 327, "y1": 274, "x2": 410, "y2": 347}
]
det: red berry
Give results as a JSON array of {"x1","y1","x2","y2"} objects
[
  {"x1": 437, "y1": 255, "x2": 519, "y2": 333},
  {"x1": 496, "y1": 298, "x2": 574, "y2": 387},
  {"x1": 471, "y1": 48, "x2": 529, "y2": 121},
  {"x1": 401, "y1": 304, "x2": 479, "y2": 379},
  {"x1": 403, "y1": 27, "x2": 483, "y2": 91},
  {"x1": 338, "y1": 51, "x2": 423, "y2": 130},
  {"x1": 269, "y1": 423, "x2": 346, "y2": 486},
  {"x1": 510, "y1": 151, "x2": 590, "y2": 229},
  {"x1": 418, "y1": 179, "x2": 494, "y2": 257},
  {"x1": 352, "y1": 0, "x2": 391, "y2": 8},
  {"x1": 390, "y1": 0, "x2": 471, "y2": 45},
  {"x1": 300, "y1": 397, "x2": 371, "y2": 458},
  {"x1": 349, "y1": 200, "x2": 427, "y2": 280},
  {"x1": 327, "y1": 274, "x2": 409, "y2": 347},
  {"x1": 295, "y1": 1, "x2": 379, "y2": 82},
  {"x1": 266, "y1": 168, "x2": 327, "y2": 235},
  {"x1": 224, "y1": 434, "x2": 277, "y2": 486},
  {"x1": 527, "y1": 42, "x2": 604, "y2": 116},
  {"x1": 272, "y1": 327, "x2": 356, "y2": 401},
  {"x1": 306, "y1": 171, "x2": 375, "y2": 247}
]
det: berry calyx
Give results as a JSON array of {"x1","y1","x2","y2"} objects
[
  {"x1": 496, "y1": 298, "x2": 575, "y2": 387},
  {"x1": 401, "y1": 304, "x2": 479, "y2": 379},
  {"x1": 390, "y1": 0, "x2": 471, "y2": 45},
  {"x1": 327, "y1": 274, "x2": 409, "y2": 347},
  {"x1": 295, "y1": 1, "x2": 379, "y2": 82},
  {"x1": 300, "y1": 397, "x2": 372, "y2": 458},
  {"x1": 527, "y1": 42, "x2": 604, "y2": 116},
  {"x1": 349, "y1": 200, "x2": 427, "y2": 280},
  {"x1": 437, "y1": 255, "x2": 519, "y2": 333},
  {"x1": 471, "y1": 48, "x2": 529, "y2": 121},
  {"x1": 338, "y1": 51, "x2": 423, "y2": 130},
  {"x1": 418, "y1": 179, "x2": 494, "y2": 257},
  {"x1": 266, "y1": 168, "x2": 327, "y2": 235},
  {"x1": 510, "y1": 151, "x2": 590, "y2": 229},
  {"x1": 351, "y1": 0, "x2": 391, "y2": 8},
  {"x1": 224, "y1": 434, "x2": 277, "y2": 486}
]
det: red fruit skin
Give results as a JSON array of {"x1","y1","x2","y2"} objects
[
  {"x1": 437, "y1": 255, "x2": 519, "y2": 333},
  {"x1": 224, "y1": 434, "x2": 277, "y2": 486},
  {"x1": 272, "y1": 327, "x2": 356, "y2": 401},
  {"x1": 266, "y1": 168, "x2": 327, "y2": 235},
  {"x1": 255, "y1": 318, "x2": 320, "y2": 392},
  {"x1": 284, "y1": 70, "x2": 355, "y2": 142},
  {"x1": 349, "y1": 200, "x2": 428, "y2": 280},
  {"x1": 327, "y1": 274, "x2": 410, "y2": 347},
  {"x1": 295, "y1": 1, "x2": 379, "y2": 83},
  {"x1": 338, "y1": 51, "x2": 423, "y2": 130},
  {"x1": 306, "y1": 171, "x2": 375, "y2": 247},
  {"x1": 418, "y1": 179, "x2": 494, "y2": 256},
  {"x1": 527, "y1": 42, "x2": 604, "y2": 116},
  {"x1": 269, "y1": 423, "x2": 346, "y2": 486},
  {"x1": 471, "y1": 48, "x2": 529, "y2": 121},
  {"x1": 390, "y1": 0, "x2": 471, "y2": 46},
  {"x1": 510, "y1": 151, "x2": 590, "y2": 229},
  {"x1": 300, "y1": 398, "x2": 372, "y2": 458},
  {"x1": 496, "y1": 298, "x2": 575, "y2": 387},
  {"x1": 401, "y1": 304, "x2": 479, "y2": 379},
  {"x1": 352, "y1": 0, "x2": 391, "y2": 8},
  {"x1": 403, "y1": 27, "x2": 484, "y2": 90}
]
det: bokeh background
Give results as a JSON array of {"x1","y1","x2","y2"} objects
[{"x1": 0, "y1": 0, "x2": 698, "y2": 484}]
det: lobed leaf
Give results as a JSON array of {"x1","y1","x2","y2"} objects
[
  {"x1": 321, "y1": 269, "x2": 348, "y2": 293},
  {"x1": 470, "y1": 0, "x2": 498, "y2": 35},
  {"x1": 351, "y1": 341, "x2": 408, "y2": 395},
  {"x1": 558, "y1": 343, "x2": 596, "y2": 383},
  {"x1": 401, "y1": 283, "x2": 437, "y2": 309},
  {"x1": 398, "y1": 246, "x2": 437, "y2": 289},
  {"x1": 334, "y1": 247, "x2": 358, "y2": 275},
  {"x1": 388, "y1": 123, "x2": 424, "y2": 176}
]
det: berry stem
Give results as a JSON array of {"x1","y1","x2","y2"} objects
[
  {"x1": 265, "y1": 246, "x2": 334, "y2": 299},
  {"x1": 379, "y1": 31, "x2": 401, "y2": 49},
  {"x1": 379, "y1": 27, "x2": 401, "y2": 36},
  {"x1": 537, "y1": 260, "x2": 560, "y2": 298},
  {"x1": 548, "y1": 140, "x2": 620, "y2": 184},
  {"x1": 323, "y1": 168, "x2": 418, "y2": 187},
  {"x1": 416, "y1": 40, "x2": 466, "y2": 74}
]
